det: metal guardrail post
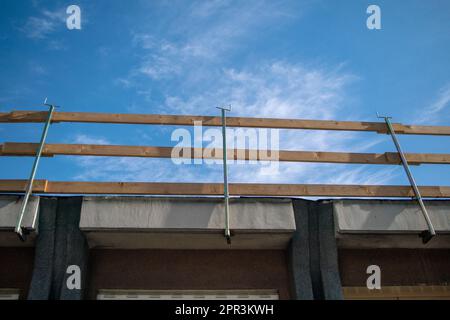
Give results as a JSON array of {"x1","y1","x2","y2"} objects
[
  {"x1": 378, "y1": 114, "x2": 436, "y2": 243},
  {"x1": 15, "y1": 100, "x2": 56, "y2": 241},
  {"x1": 217, "y1": 106, "x2": 232, "y2": 244}
]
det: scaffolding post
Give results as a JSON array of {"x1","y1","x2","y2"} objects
[
  {"x1": 378, "y1": 114, "x2": 436, "y2": 244},
  {"x1": 217, "y1": 105, "x2": 232, "y2": 244},
  {"x1": 15, "y1": 99, "x2": 56, "y2": 241}
]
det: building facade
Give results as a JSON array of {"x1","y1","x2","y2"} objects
[{"x1": 0, "y1": 195, "x2": 449, "y2": 300}]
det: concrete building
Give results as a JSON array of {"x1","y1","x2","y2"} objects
[{"x1": 1, "y1": 194, "x2": 449, "y2": 300}]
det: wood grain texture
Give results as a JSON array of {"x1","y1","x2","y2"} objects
[
  {"x1": 1, "y1": 110, "x2": 450, "y2": 135},
  {"x1": 2, "y1": 142, "x2": 450, "y2": 165},
  {"x1": 1, "y1": 179, "x2": 449, "y2": 197}
]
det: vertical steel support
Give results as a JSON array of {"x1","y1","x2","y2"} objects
[
  {"x1": 380, "y1": 115, "x2": 436, "y2": 243},
  {"x1": 15, "y1": 103, "x2": 55, "y2": 241},
  {"x1": 218, "y1": 106, "x2": 232, "y2": 244}
]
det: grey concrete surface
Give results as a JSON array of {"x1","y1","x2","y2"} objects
[
  {"x1": 80, "y1": 197, "x2": 296, "y2": 231},
  {"x1": 334, "y1": 199, "x2": 450, "y2": 233},
  {"x1": 0, "y1": 195, "x2": 39, "y2": 230},
  {"x1": 80, "y1": 197, "x2": 296, "y2": 249}
]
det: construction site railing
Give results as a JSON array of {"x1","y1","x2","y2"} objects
[{"x1": 1, "y1": 108, "x2": 449, "y2": 243}]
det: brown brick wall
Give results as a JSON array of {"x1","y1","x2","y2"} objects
[
  {"x1": 87, "y1": 249, "x2": 292, "y2": 299},
  {"x1": 0, "y1": 247, "x2": 35, "y2": 299},
  {"x1": 339, "y1": 249, "x2": 450, "y2": 287}
]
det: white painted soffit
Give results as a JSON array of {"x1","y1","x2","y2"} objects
[
  {"x1": 79, "y1": 197, "x2": 296, "y2": 232},
  {"x1": 334, "y1": 200, "x2": 450, "y2": 234}
]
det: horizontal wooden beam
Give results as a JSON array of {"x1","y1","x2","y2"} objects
[
  {"x1": 0, "y1": 180, "x2": 48, "y2": 193},
  {"x1": 1, "y1": 179, "x2": 449, "y2": 198},
  {"x1": 1, "y1": 110, "x2": 450, "y2": 135},
  {"x1": 2, "y1": 142, "x2": 450, "y2": 165}
]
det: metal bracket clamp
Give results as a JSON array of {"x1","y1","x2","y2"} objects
[
  {"x1": 15, "y1": 99, "x2": 57, "y2": 241},
  {"x1": 217, "y1": 105, "x2": 232, "y2": 244},
  {"x1": 377, "y1": 114, "x2": 436, "y2": 244}
]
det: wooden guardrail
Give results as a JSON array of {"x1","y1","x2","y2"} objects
[
  {"x1": 1, "y1": 142, "x2": 450, "y2": 165},
  {"x1": 2, "y1": 110, "x2": 450, "y2": 135},
  {"x1": 0, "y1": 110, "x2": 449, "y2": 197},
  {"x1": 1, "y1": 180, "x2": 449, "y2": 197}
]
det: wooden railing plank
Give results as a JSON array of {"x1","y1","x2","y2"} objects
[
  {"x1": 1, "y1": 179, "x2": 449, "y2": 198},
  {"x1": 2, "y1": 142, "x2": 450, "y2": 165},
  {"x1": 0, "y1": 179, "x2": 47, "y2": 193},
  {"x1": 1, "y1": 110, "x2": 450, "y2": 135}
]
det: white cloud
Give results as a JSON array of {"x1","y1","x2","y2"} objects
[
  {"x1": 73, "y1": 134, "x2": 110, "y2": 145},
  {"x1": 22, "y1": 17, "x2": 56, "y2": 39},
  {"x1": 418, "y1": 84, "x2": 450, "y2": 124},
  {"x1": 47, "y1": 39, "x2": 67, "y2": 51},
  {"x1": 139, "y1": 55, "x2": 182, "y2": 79},
  {"x1": 29, "y1": 62, "x2": 47, "y2": 75},
  {"x1": 72, "y1": 60, "x2": 393, "y2": 186},
  {"x1": 21, "y1": 8, "x2": 66, "y2": 39},
  {"x1": 315, "y1": 165, "x2": 400, "y2": 185},
  {"x1": 189, "y1": 0, "x2": 232, "y2": 18},
  {"x1": 77, "y1": 1, "x2": 395, "y2": 187},
  {"x1": 162, "y1": 61, "x2": 361, "y2": 154},
  {"x1": 73, "y1": 157, "x2": 213, "y2": 182},
  {"x1": 122, "y1": 1, "x2": 304, "y2": 83}
]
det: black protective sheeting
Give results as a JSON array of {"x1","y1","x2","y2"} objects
[
  {"x1": 289, "y1": 199, "x2": 343, "y2": 300},
  {"x1": 28, "y1": 197, "x2": 88, "y2": 300}
]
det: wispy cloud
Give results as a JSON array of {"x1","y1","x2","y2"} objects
[
  {"x1": 163, "y1": 62, "x2": 355, "y2": 118},
  {"x1": 418, "y1": 83, "x2": 450, "y2": 124},
  {"x1": 21, "y1": 8, "x2": 66, "y2": 39},
  {"x1": 29, "y1": 61, "x2": 47, "y2": 75},
  {"x1": 315, "y1": 165, "x2": 400, "y2": 185},
  {"x1": 73, "y1": 1, "x2": 394, "y2": 186},
  {"x1": 47, "y1": 39, "x2": 67, "y2": 51},
  {"x1": 73, "y1": 157, "x2": 208, "y2": 182},
  {"x1": 119, "y1": 0, "x2": 304, "y2": 86},
  {"x1": 72, "y1": 59, "x2": 392, "y2": 185},
  {"x1": 73, "y1": 134, "x2": 110, "y2": 145}
]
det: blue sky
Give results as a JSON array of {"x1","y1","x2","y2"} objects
[{"x1": 0, "y1": 0, "x2": 449, "y2": 187}]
